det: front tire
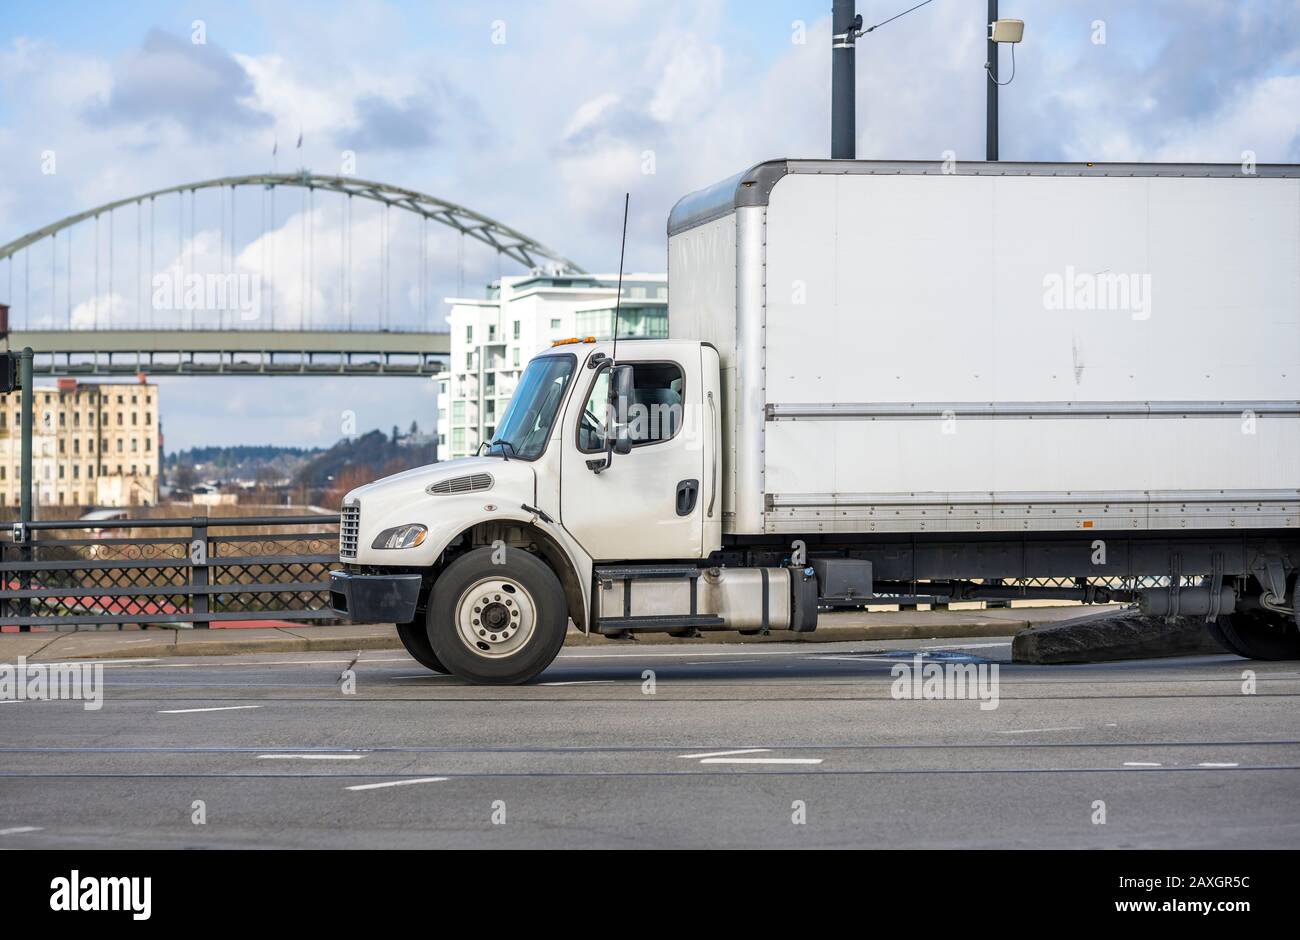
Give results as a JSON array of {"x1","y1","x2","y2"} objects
[
  {"x1": 395, "y1": 617, "x2": 448, "y2": 673},
  {"x1": 427, "y1": 547, "x2": 568, "y2": 684}
]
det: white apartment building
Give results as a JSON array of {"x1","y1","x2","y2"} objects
[{"x1": 436, "y1": 272, "x2": 667, "y2": 461}]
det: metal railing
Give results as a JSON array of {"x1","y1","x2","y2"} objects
[{"x1": 0, "y1": 514, "x2": 340, "y2": 630}]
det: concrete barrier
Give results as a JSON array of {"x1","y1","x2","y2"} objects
[{"x1": 1012, "y1": 609, "x2": 1228, "y2": 664}]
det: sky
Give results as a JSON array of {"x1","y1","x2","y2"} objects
[{"x1": 1, "y1": 0, "x2": 1298, "y2": 451}]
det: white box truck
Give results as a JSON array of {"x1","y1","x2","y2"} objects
[{"x1": 330, "y1": 160, "x2": 1300, "y2": 684}]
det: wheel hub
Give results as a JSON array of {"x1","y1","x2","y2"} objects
[{"x1": 455, "y1": 578, "x2": 536, "y2": 658}]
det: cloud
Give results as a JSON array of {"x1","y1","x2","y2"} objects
[
  {"x1": 83, "y1": 29, "x2": 271, "y2": 137},
  {"x1": 337, "y1": 94, "x2": 438, "y2": 151}
]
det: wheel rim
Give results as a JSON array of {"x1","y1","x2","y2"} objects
[{"x1": 454, "y1": 576, "x2": 537, "y2": 659}]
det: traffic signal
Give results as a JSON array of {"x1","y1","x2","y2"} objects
[{"x1": 0, "y1": 351, "x2": 19, "y2": 394}]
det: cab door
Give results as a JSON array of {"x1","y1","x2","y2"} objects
[{"x1": 559, "y1": 347, "x2": 705, "y2": 561}]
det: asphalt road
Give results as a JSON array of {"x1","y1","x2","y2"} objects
[{"x1": 1, "y1": 637, "x2": 1298, "y2": 848}]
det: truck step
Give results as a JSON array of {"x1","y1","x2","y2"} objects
[
  {"x1": 596, "y1": 614, "x2": 725, "y2": 634},
  {"x1": 595, "y1": 564, "x2": 704, "y2": 581}
]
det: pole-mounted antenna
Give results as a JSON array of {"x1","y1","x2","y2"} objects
[
  {"x1": 594, "y1": 194, "x2": 631, "y2": 476},
  {"x1": 610, "y1": 192, "x2": 630, "y2": 363}
]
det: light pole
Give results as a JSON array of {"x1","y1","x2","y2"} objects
[
  {"x1": 831, "y1": 0, "x2": 860, "y2": 159},
  {"x1": 985, "y1": 5, "x2": 1025, "y2": 161}
]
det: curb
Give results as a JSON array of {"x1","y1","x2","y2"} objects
[{"x1": 1012, "y1": 610, "x2": 1228, "y2": 664}]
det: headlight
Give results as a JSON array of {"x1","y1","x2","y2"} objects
[{"x1": 371, "y1": 524, "x2": 428, "y2": 550}]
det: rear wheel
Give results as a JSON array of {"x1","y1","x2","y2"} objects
[
  {"x1": 1214, "y1": 610, "x2": 1300, "y2": 661},
  {"x1": 427, "y1": 547, "x2": 568, "y2": 684},
  {"x1": 395, "y1": 616, "x2": 447, "y2": 673}
]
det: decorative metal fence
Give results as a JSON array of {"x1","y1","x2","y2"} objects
[{"x1": 0, "y1": 514, "x2": 340, "y2": 630}]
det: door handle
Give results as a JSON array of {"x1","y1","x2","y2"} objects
[{"x1": 676, "y1": 479, "x2": 699, "y2": 516}]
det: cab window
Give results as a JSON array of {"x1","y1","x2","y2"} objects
[{"x1": 577, "y1": 362, "x2": 684, "y2": 453}]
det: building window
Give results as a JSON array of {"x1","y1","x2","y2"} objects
[
  {"x1": 512, "y1": 348, "x2": 520, "y2": 368},
  {"x1": 513, "y1": 321, "x2": 521, "y2": 339},
  {"x1": 465, "y1": 353, "x2": 473, "y2": 370},
  {"x1": 550, "y1": 318, "x2": 561, "y2": 330},
  {"x1": 465, "y1": 325, "x2": 473, "y2": 342}
]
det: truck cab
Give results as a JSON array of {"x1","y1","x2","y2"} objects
[{"x1": 329, "y1": 337, "x2": 765, "y2": 684}]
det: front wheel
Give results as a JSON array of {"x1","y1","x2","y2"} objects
[
  {"x1": 395, "y1": 617, "x2": 448, "y2": 673},
  {"x1": 427, "y1": 547, "x2": 568, "y2": 684}
]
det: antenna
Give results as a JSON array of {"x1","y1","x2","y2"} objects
[{"x1": 610, "y1": 193, "x2": 630, "y2": 363}]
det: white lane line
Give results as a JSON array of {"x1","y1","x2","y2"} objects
[
  {"x1": 540, "y1": 680, "x2": 615, "y2": 686},
  {"x1": 256, "y1": 754, "x2": 364, "y2": 761},
  {"x1": 699, "y1": 757, "x2": 824, "y2": 765},
  {"x1": 1197, "y1": 762, "x2": 1239, "y2": 768},
  {"x1": 0, "y1": 699, "x2": 22, "y2": 704},
  {"x1": 996, "y1": 727, "x2": 1086, "y2": 735},
  {"x1": 0, "y1": 826, "x2": 42, "y2": 835},
  {"x1": 679, "y1": 748, "x2": 771, "y2": 760},
  {"x1": 158, "y1": 705, "x2": 263, "y2": 715},
  {"x1": 685, "y1": 660, "x2": 749, "y2": 665},
  {"x1": 15, "y1": 657, "x2": 160, "y2": 667},
  {"x1": 346, "y1": 777, "x2": 448, "y2": 792},
  {"x1": 1123, "y1": 762, "x2": 1162, "y2": 767}
]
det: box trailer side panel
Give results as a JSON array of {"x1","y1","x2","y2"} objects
[{"x1": 671, "y1": 162, "x2": 1300, "y2": 537}]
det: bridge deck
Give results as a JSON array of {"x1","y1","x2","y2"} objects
[{"x1": 4, "y1": 330, "x2": 450, "y2": 377}]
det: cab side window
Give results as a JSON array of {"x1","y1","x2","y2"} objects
[{"x1": 577, "y1": 362, "x2": 684, "y2": 452}]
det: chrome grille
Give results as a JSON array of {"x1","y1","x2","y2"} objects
[
  {"x1": 427, "y1": 473, "x2": 493, "y2": 495},
  {"x1": 339, "y1": 503, "x2": 360, "y2": 558}
]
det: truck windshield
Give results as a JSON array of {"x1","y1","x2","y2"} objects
[{"x1": 487, "y1": 354, "x2": 576, "y2": 460}]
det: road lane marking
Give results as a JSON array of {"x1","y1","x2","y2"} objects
[
  {"x1": 997, "y1": 727, "x2": 1086, "y2": 735},
  {"x1": 0, "y1": 827, "x2": 42, "y2": 835},
  {"x1": 256, "y1": 754, "x2": 364, "y2": 761},
  {"x1": 41, "y1": 658, "x2": 161, "y2": 666},
  {"x1": 699, "y1": 757, "x2": 824, "y2": 765},
  {"x1": 346, "y1": 777, "x2": 449, "y2": 791},
  {"x1": 540, "y1": 680, "x2": 615, "y2": 686},
  {"x1": 158, "y1": 705, "x2": 263, "y2": 714},
  {"x1": 679, "y1": 748, "x2": 771, "y2": 760},
  {"x1": 1123, "y1": 762, "x2": 1162, "y2": 767},
  {"x1": 1197, "y1": 762, "x2": 1239, "y2": 768}
]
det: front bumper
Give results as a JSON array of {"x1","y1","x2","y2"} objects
[{"x1": 329, "y1": 569, "x2": 423, "y2": 624}]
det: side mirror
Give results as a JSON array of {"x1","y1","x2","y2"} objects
[{"x1": 611, "y1": 364, "x2": 634, "y2": 455}]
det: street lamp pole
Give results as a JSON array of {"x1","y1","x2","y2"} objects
[
  {"x1": 831, "y1": 0, "x2": 858, "y2": 159},
  {"x1": 986, "y1": 0, "x2": 998, "y2": 161}
]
